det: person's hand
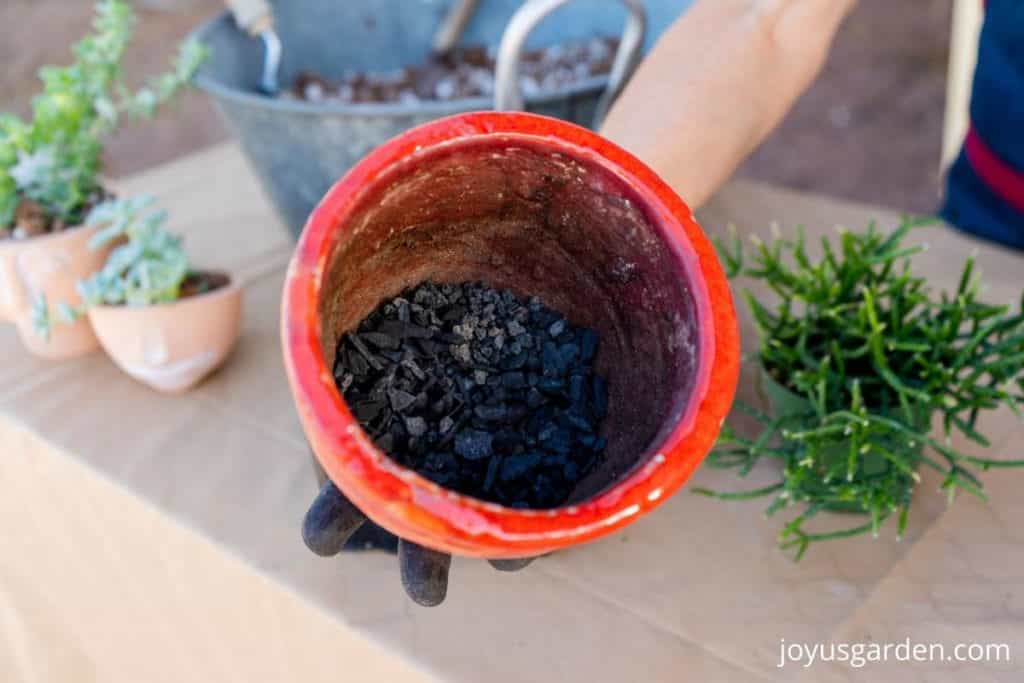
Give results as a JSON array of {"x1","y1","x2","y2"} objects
[{"x1": 302, "y1": 479, "x2": 534, "y2": 606}]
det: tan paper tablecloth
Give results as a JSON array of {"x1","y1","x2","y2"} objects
[{"x1": 1, "y1": 145, "x2": 1022, "y2": 682}]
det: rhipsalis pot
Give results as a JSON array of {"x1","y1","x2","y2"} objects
[
  {"x1": 0, "y1": 0, "x2": 207, "y2": 238},
  {"x1": 700, "y1": 218, "x2": 1024, "y2": 560}
]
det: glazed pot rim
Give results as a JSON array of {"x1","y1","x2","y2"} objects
[
  {"x1": 282, "y1": 112, "x2": 740, "y2": 556},
  {"x1": 88, "y1": 273, "x2": 240, "y2": 314}
]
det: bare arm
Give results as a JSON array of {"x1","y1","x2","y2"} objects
[{"x1": 601, "y1": 0, "x2": 857, "y2": 208}]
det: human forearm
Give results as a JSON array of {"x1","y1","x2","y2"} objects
[{"x1": 601, "y1": 0, "x2": 857, "y2": 208}]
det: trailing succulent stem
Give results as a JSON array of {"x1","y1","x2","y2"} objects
[{"x1": 700, "y1": 218, "x2": 1024, "y2": 559}]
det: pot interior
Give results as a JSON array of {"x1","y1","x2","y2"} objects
[{"x1": 318, "y1": 135, "x2": 702, "y2": 505}]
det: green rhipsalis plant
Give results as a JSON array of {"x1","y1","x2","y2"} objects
[
  {"x1": 53, "y1": 195, "x2": 189, "y2": 328},
  {"x1": 0, "y1": 0, "x2": 207, "y2": 237},
  {"x1": 699, "y1": 218, "x2": 1024, "y2": 560}
]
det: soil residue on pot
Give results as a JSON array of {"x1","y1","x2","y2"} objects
[
  {"x1": 179, "y1": 270, "x2": 230, "y2": 299},
  {"x1": 1, "y1": 190, "x2": 111, "y2": 241},
  {"x1": 333, "y1": 280, "x2": 608, "y2": 509},
  {"x1": 285, "y1": 37, "x2": 618, "y2": 105}
]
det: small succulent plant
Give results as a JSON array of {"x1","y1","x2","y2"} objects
[
  {"x1": 81, "y1": 195, "x2": 188, "y2": 304},
  {"x1": 0, "y1": 0, "x2": 207, "y2": 237},
  {"x1": 37, "y1": 195, "x2": 190, "y2": 336},
  {"x1": 701, "y1": 218, "x2": 1024, "y2": 559}
]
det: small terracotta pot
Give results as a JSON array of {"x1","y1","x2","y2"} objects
[
  {"x1": 88, "y1": 275, "x2": 243, "y2": 393},
  {"x1": 282, "y1": 112, "x2": 740, "y2": 558},
  {"x1": 0, "y1": 224, "x2": 113, "y2": 359}
]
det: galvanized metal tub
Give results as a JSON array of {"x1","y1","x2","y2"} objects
[{"x1": 192, "y1": 0, "x2": 691, "y2": 237}]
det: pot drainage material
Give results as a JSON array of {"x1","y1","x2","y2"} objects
[
  {"x1": 333, "y1": 280, "x2": 608, "y2": 509},
  {"x1": 285, "y1": 37, "x2": 618, "y2": 104}
]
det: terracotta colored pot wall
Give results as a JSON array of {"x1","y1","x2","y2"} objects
[
  {"x1": 88, "y1": 279, "x2": 242, "y2": 393},
  {"x1": 283, "y1": 112, "x2": 739, "y2": 557},
  {"x1": 0, "y1": 224, "x2": 113, "y2": 360}
]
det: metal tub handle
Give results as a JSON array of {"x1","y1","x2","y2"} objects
[{"x1": 494, "y1": 0, "x2": 647, "y2": 127}]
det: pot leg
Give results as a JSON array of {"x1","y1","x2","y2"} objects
[
  {"x1": 301, "y1": 481, "x2": 368, "y2": 556},
  {"x1": 487, "y1": 557, "x2": 536, "y2": 572},
  {"x1": 398, "y1": 539, "x2": 452, "y2": 607}
]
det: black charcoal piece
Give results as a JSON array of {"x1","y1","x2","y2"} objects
[
  {"x1": 416, "y1": 339, "x2": 440, "y2": 355},
  {"x1": 352, "y1": 400, "x2": 385, "y2": 422},
  {"x1": 361, "y1": 331, "x2": 401, "y2": 350},
  {"x1": 547, "y1": 428, "x2": 573, "y2": 454},
  {"x1": 541, "y1": 342, "x2": 561, "y2": 377},
  {"x1": 424, "y1": 451, "x2": 456, "y2": 472},
  {"x1": 455, "y1": 429, "x2": 493, "y2": 460},
  {"x1": 564, "y1": 411, "x2": 593, "y2": 432},
  {"x1": 474, "y1": 405, "x2": 508, "y2": 422},
  {"x1": 563, "y1": 461, "x2": 579, "y2": 480},
  {"x1": 388, "y1": 389, "x2": 417, "y2": 412},
  {"x1": 537, "y1": 424, "x2": 557, "y2": 442},
  {"x1": 502, "y1": 371, "x2": 526, "y2": 389},
  {"x1": 347, "y1": 351, "x2": 370, "y2": 378},
  {"x1": 401, "y1": 358, "x2": 427, "y2": 380},
  {"x1": 526, "y1": 387, "x2": 545, "y2": 408},
  {"x1": 526, "y1": 405, "x2": 555, "y2": 436},
  {"x1": 378, "y1": 349, "x2": 403, "y2": 363},
  {"x1": 348, "y1": 334, "x2": 383, "y2": 371},
  {"x1": 537, "y1": 377, "x2": 565, "y2": 395},
  {"x1": 405, "y1": 416, "x2": 428, "y2": 438},
  {"x1": 483, "y1": 455, "x2": 502, "y2": 492},
  {"x1": 568, "y1": 373, "x2": 585, "y2": 403},
  {"x1": 500, "y1": 451, "x2": 542, "y2": 482},
  {"x1": 333, "y1": 281, "x2": 610, "y2": 509},
  {"x1": 506, "y1": 403, "x2": 528, "y2": 422},
  {"x1": 395, "y1": 298, "x2": 411, "y2": 322},
  {"x1": 492, "y1": 429, "x2": 521, "y2": 451},
  {"x1": 500, "y1": 351, "x2": 528, "y2": 370},
  {"x1": 558, "y1": 343, "x2": 580, "y2": 368}
]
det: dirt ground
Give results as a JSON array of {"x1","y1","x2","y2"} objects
[
  {"x1": 740, "y1": 0, "x2": 952, "y2": 215},
  {"x1": 1, "y1": 0, "x2": 951, "y2": 214}
]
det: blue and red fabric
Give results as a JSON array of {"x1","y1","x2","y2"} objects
[{"x1": 942, "y1": 0, "x2": 1024, "y2": 248}]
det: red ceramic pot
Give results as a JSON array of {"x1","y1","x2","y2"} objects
[{"x1": 282, "y1": 112, "x2": 739, "y2": 558}]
